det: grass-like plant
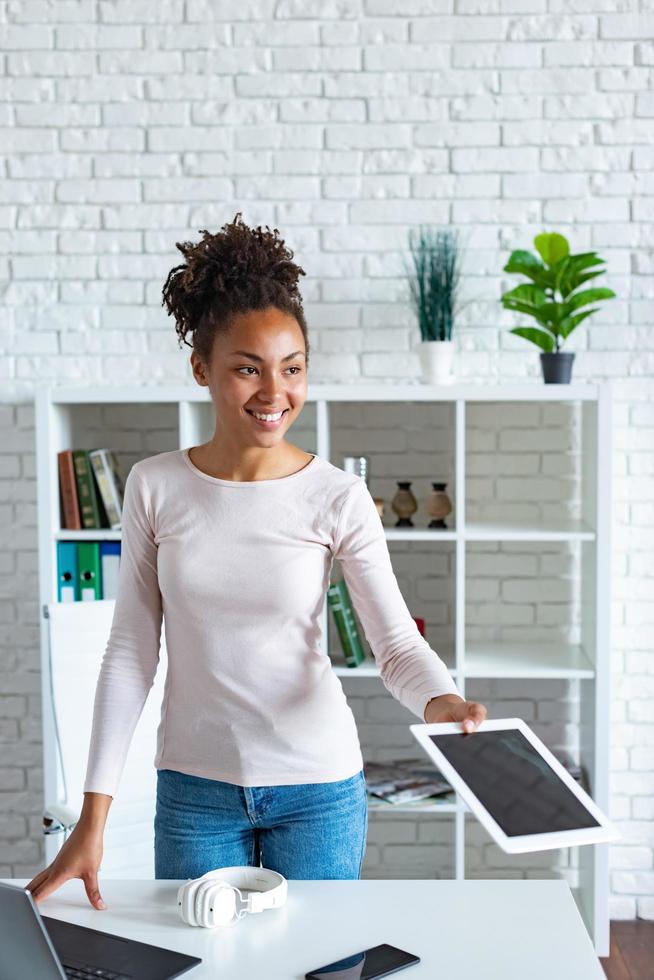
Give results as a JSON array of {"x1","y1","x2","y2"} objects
[
  {"x1": 501, "y1": 232, "x2": 615, "y2": 353},
  {"x1": 405, "y1": 227, "x2": 466, "y2": 342}
]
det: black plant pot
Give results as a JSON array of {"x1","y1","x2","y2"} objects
[{"x1": 540, "y1": 351, "x2": 575, "y2": 384}]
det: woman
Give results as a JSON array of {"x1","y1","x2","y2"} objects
[{"x1": 27, "y1": 213, "x2": 487, "y2": 911}]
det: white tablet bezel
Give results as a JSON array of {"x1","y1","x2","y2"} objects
[{"x1": 410, "y1": 717, "x2": 621, "y2": 854}]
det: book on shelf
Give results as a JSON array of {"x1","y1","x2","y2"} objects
[
  {"x1": 88, "y1": 448, "x2": 125, "y2": 529},
  {"x1": 326, "y1": 577, "x2": 367, "y2": 668},
  {"x1": 58, "y1": 448, "x2": 125, "y2": 531}
]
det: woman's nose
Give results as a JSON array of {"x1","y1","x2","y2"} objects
[{"x1": 258, "y1": 377, "x2": 284, "y2": 399}]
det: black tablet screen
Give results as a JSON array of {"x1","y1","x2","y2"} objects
[{"x1": 429, "y1": 729, "x2": 600, "y2": 837}]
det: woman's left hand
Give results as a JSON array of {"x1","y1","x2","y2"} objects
[{"x1": 424, "y1": 694, "x2": 488, "y2": 734}]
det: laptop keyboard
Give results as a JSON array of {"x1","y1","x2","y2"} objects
[{"x1": 61, "y1": 963, "x2": 132, "y2": 979}]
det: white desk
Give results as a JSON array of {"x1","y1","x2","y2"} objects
[{"x1": 4, "y1": 878, "x2": 605, "y2": 980}]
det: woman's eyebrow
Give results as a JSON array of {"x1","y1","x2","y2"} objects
[{"x1": 228, "y1": 350, "x2": 306, "y2": 362}]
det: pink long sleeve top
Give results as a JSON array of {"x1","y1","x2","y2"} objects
[{"x1": 82, "y1": 448, "x2": 461, "y2": 798}]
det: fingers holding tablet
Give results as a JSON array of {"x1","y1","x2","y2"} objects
[
  {"x1": 424, "y1": 694, "x2": 488, "y2": 734},
  {"x1": 462, "y1": 702, "x2": 487, "y2": 734}
]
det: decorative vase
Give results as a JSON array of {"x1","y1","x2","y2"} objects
[
  {"x1": 391, "y1": 481, "x2": 418, "y2": 528},
  {"x1": 540, "y1": 352, "x2": 575, "y2": 384},
  {"x1": 426, "y1": 482, "x2": 452, "y2": 529},
  {"x1": 373, "y1": 498, "x2": 385, "y2": 521},
  {"x1": 418, "y1": 339, "x2": 455, "y2": 384}
]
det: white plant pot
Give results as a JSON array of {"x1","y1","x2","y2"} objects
[{"x1": 418, "y1": 339, "x2": 455, "y2": 384}]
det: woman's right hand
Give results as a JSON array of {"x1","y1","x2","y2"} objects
[{"x1": 25, "y1": 821, "x2": 106, "y2": 911}]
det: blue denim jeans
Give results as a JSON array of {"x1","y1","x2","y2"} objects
[{"x1": 154, "y1": 767, "x2": 368, "y2": 880}]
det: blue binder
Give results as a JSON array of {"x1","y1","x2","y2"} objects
[
  {"x1": 56, "y1": 541, "x2": 78, "y2": 602},
  {"x1": 100, "y1": 540, "x2": 121, "y2": 600}
]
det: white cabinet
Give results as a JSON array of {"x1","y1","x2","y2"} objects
[{"x1": 36, "y1": 382, "x2": 611, "y2": 955}]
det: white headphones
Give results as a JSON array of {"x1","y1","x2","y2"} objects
[{"x1": 177, "y1": 866, "x2": 288, "y2": 928}]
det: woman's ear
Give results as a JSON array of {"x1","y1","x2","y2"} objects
[{"x1": 190, "y1": 352, "x2": 209, "y2": 387}]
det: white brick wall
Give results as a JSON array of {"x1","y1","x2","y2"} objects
[{"x1": 1, "y1": 1, "x2": 653, "y2": 918}]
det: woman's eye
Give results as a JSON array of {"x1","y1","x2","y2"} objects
[{"x1": 237, "y1": 366, "x2": 302, "y2": 376}]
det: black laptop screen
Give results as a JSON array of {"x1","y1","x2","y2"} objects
[{"x1": 429, "y1": 729, "x2": 600, "y2": 837}]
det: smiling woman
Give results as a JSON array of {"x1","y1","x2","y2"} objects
[
  {"x1": 161, "y1": 213, "x2": 314, "y2": 482},
  {"x1": 25, "y1": 211, "x2": 468, "y2": 913}
]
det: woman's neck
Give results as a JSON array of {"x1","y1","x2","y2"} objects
[{"x1": 189, "y1": 441, "x2": 311, "y2": 482}]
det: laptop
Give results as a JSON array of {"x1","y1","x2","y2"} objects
[{"x1": 0, "y1": 880, "x2": 202, "y2": 980}]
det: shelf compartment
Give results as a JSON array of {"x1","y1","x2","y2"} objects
[
  {"x1": 368, "y1": 794, "x2": 460, "y2": 814},
  {"x1": 463, "y1": 641, "x2": 594, "y2": 679},
  {"x1": 364, "y1": 812, "x2": 457, "y2": 879},
  {"x1": 329, "y1": 399, "x2": 457, "y2": 532},
  {"x1": 464, "y1": 399, "x2": 596, "y2": 534},
  {"x1": 329, "y1": 537, "x2": 457, "y2": 675},
  {"x1": 333, "y1": 644, "x2": 594, "y2": 679},
  {"x1": 464, "y1": 519, "x2": 595, "y2": 541},
  {"x1": 464, "y1": 536, "x2": 591, "y2": 683},
  {"x1": 464, "y1": 811, "x2": 576, "y2": 884}
]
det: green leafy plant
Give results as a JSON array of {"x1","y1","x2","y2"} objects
[
  {"x1": 404, "y1": 227, "x2": 468, "y2": 342},
  {"x1": 501, "y1": 232, "x2": 616, "y2": 353}
]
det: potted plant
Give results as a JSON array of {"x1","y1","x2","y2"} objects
[
  {"x1": 405, "y1": 226, "x2": 467, "y2": 384},
  {"x1": 500, "y1": 232, "x2": 616, "y2": 384}
]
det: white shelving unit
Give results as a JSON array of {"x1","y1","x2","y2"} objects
[{"x1": 36, "y1": 382, "x2": 611, "y2": 955}]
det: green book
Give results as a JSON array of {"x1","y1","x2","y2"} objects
[
  {"x1": 73, "y1": 450, "x2": 107, "y2": 529},
  {"x1": 326, "y1": 578, "x2": 366, "y2": 668}
]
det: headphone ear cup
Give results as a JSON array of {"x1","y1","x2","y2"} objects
[
  {"x1": 194, "y1": 879, "x2": 220, "y2": 928},
  {"x1": 206, "y1": 882, "x2": 238, "y2": 927},
  {"x1": 178, "y1": 879, "x2": 203, "y2": 927}
]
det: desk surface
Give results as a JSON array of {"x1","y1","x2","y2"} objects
[{"x1": 5, "y1": 878, "x2": 604, "y2": 980}]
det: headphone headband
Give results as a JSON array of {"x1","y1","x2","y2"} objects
[{"x1": 208, "y1": 866, "x2": 285, "y2": 895}]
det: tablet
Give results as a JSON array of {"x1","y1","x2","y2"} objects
[{"x1": 410, "y1": 718, "x2": 621, "y2": 854}]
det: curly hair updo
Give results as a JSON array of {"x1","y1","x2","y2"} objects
[{"x1": 161, "y1": 212, "x2": 310, "y2": 368}]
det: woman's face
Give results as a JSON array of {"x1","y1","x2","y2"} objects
[{"x1": 191, "y1": 306, "x2": 308, "y2": 445}]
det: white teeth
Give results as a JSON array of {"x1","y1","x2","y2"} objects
[{"x1": 251, "y1": 410, "x2": 285, "y2": 421}]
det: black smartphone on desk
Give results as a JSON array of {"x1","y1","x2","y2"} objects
[{"x1": 305, "y1": 942, "x2": 420, "y2": 979}]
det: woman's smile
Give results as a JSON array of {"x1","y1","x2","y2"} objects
[{"x1": 245, "y1": 407, "x2": 290, "y2": 430}]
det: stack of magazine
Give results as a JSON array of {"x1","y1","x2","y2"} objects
[
  {"x1": 363, "y1": 748, "x2": 588, "y2": 806},
  {"x1": 363, "y1": 758, "x2": 455, "y2": 806}
]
